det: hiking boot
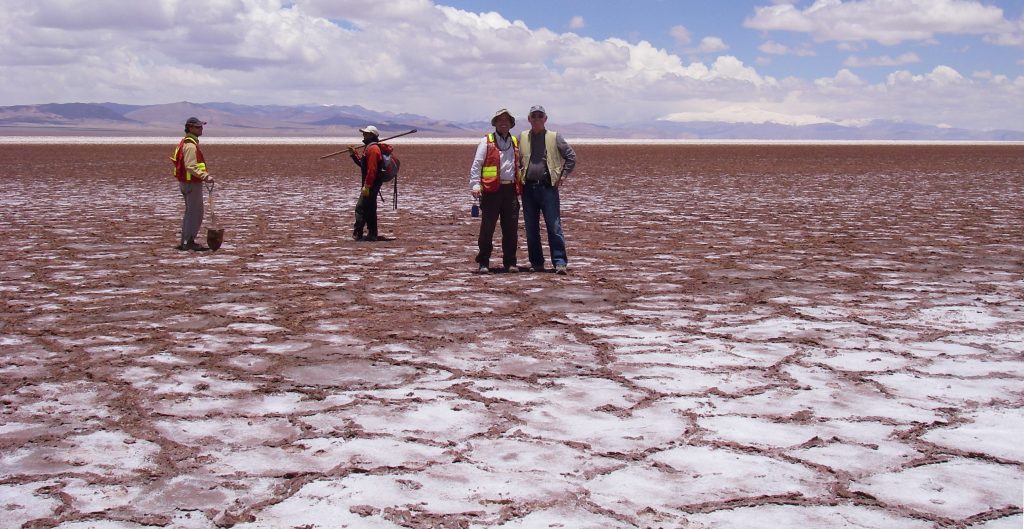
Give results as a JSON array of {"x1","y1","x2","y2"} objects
[
  {"x1": 477, "y1": 264, "x2": 490, "y2": 274},
  {"x1": 185, "y1": 240, "x2": 209, "y2": 252},
  {"x1": 364, "y1": 235, "x2": 378, "y2": 242},
  {"x1": 528, "y1": 264, "x2": 544, "y2": 273},
  {"x1": 555, "y1": 264, "x2": 567, "y2": 275},
  {"x1": 505, "y1": 265, "x2": 519, "y2": 273},
  {"x1": 176, "y1": 242, "x2": 188, "y2": 251}
]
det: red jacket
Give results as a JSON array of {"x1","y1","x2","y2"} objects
[{"x1": 351, "y1": 143, "x2": 382, "y2": 188}]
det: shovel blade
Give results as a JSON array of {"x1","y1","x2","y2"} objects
[{"x1": 207, "y1": 228, "x2": 225, "y2": 251}]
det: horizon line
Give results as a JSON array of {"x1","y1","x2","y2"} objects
[{"x1": 2, "y1": 136, "x2": 1023, "y2": 146}]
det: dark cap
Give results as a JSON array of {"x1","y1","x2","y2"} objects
[
  {"x1": 185, "y1": 117, "x2": 206, "y2": 127},
  {"x1": 528, "y1": 105, "x2": 546, "y2": 116}
]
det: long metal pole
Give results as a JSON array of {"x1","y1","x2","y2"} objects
[{"x1": 319, "y1": 129, "x2": 418, "y2": 159}]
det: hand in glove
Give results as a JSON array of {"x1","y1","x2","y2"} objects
[
  {"x1": 203, "y1": 174, "x2": 214, "y2": 183},
  {"x1": 361, "y1": 185, "x2": 370, "y2": 197}
]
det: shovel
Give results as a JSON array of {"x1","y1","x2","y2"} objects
[{"x1": 206, "y1": 179, "x2": 225, "y2": 251}]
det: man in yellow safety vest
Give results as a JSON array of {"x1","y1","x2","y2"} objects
[{"x1": 170, "y1": 117, "x2": 213, "y2": 251}]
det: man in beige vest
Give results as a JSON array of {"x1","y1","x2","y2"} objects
[{"x1": 518, "y1": 105, "x2": 577, "y2": 274}]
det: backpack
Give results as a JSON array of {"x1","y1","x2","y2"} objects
[
  {"x1": 377, "y1": 143, "x2": 400, "y2": 182},
  {"x1": 376, "y1": 143, "x2": 400, "y2": 209}
]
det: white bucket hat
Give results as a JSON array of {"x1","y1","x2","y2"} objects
[{"x1": 490, "y1": 108, "x2": 515, "y2": 127}]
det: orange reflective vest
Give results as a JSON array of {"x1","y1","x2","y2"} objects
[
  {"x1": 171, "y1": 135, "x2": 206, "y2": 183},
  {"x1": 480, "y1": 133, "x2": 521, "y2": 194}
]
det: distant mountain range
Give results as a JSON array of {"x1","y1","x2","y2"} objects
[{"x1": 1, "y1": 101, "x2": 1022, "y2": 141}]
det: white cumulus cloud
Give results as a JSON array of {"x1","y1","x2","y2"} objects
[
  {"x1": 745, "y1": 0, "x2": 1011, "y2": 46},
  {"x1": 670, "y1": 25, "x2": 692, "y2": 45},
  {"x1": 0, "y1": 0, "x2": 1020, "y2": 131},
  {"x1": 661, "y1": 105, "x2": 836, "y2": 126},
  {"x1": 758, "y1": 40, "x2": 817, "y2": 56},
  {"x1": 696, "y1": 36, "x2": 729, "y2": 53},
  {"x1": 844, "y1": 52, "x2": 921, "y2": 67},
  {"x1": 886, "y1": 65, "x2": 967, "y2": 87}
]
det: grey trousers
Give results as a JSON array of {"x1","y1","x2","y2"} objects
[{"x1": 179, "y1": 180, "x2": 204, "y2": 244}]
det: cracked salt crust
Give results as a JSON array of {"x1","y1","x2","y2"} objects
[{"x1": 1, "y1": 143, "x2": 1021, "y2": 528}]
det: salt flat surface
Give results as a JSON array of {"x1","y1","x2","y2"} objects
[{"x1": 0, "y1": 144, "x2": 1022, "y2": 528}]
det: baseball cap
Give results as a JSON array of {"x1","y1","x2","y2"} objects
[
  {"x1": 528, "y1": 105, "x2": 546, "y2": 116},
  {"x1": 185, "y1": 117, "x2": 206, "y2": 127},
  {"x1": 359, "y1": 125, "x2": 380, "y2": 136}
]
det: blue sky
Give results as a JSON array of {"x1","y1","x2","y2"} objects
[
  {"x1": 1, "y1": 0, "x2": 1022, "y2": 130},
  {"x1": 441, "y1": 0, "x2": 1022, "y2": 82}
]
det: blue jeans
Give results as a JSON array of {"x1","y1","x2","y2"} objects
[{"x1": 521, "y1": 181, "x2": 567, "y2": 268}]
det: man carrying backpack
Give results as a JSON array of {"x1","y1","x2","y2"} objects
[
  {"x1": 469, "y1": 108, "x2": 521, "y2": 273},
  {"x1": 347, "y1": 125, "x2": 388, "y2": 241}
]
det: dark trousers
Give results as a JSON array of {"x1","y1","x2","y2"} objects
[
  {"x1": 353, "y1": 183, "x2": 383, "y2": 239},
  {"x1": 476, "y1": 183, "x2": 519, "y2": 268}
]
